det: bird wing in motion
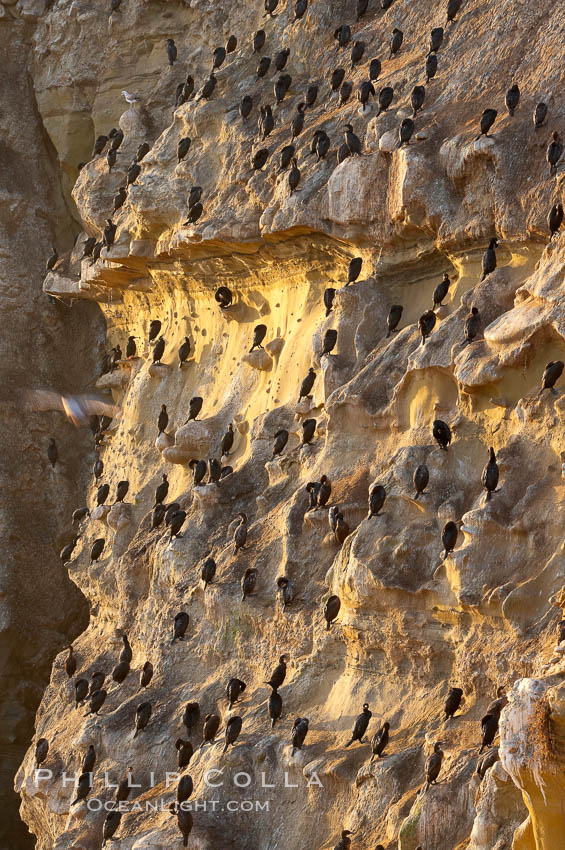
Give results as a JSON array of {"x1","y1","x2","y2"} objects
[{"x1": 24, "y1": 390, "x2": 118, "y2": 426}]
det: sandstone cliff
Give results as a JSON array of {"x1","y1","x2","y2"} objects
[{"x1": 6, "y1": 0, "x2": 565, "y2": 849}]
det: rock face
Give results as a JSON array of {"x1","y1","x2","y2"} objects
[{"x1": 4, "y1": 0, "x2": 565, "y2": 849}]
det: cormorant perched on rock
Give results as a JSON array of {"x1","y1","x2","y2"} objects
[
  {"x1": 265, "y1": 654, "x2": 287, "y2": 689},
  {"x1": 47, "y1": 437, "x2": 58, "y2": 469},
  {"x1": 227, "y1": 678, "x2": 246, "y2": 709},
  {"x1": 260, "y1": 104, "x2": 274, "y2": 138},
  {"x1": 358, "y1": 81, "x2": 375, "y2": 111},
  {"x1": 109, "y1": 129, "x2": 124, "y2": 152},
  {"x1": 533, "y1": 102, "x2": 547, "y2": 129},
  {"x1": 125, "y1": 335, "x2": 136, "y2": 358},
  {"x1": 369, "y1": 58, "x2": 381, "y2": 82},
  {"x1": 72, "y1": 506, "x2": 89, "y2": 525},
  {"x1": 257, "y1": 56, "x2": 271, "y2": 78},
  {"x1": 302, "y1": 419, "x2": 316, "y2": 447},
  {"x1": 425, "y1": 742, "x2": 444, "y2": 786},
  {"x1": 87, "y1": 688, "x2": 107, "y2": 716},
  {"x1": 223, "y1": 716, "x2": 243, "y2": 753},
  {"x1": 324, "y1": 594, "x2": 341, "y2": 629},
  {"x1": 305, "y1": 84, "x2": 318, "y2": 108},
  {"x1": 486, "y1": 687, "x2": 508, "y2": 717},
  {"x1": 346, "y1": 703, "x2": 372, "y2": 746},
  {"x1": 127, "y1": 162, "x2": 141, "y2": 186},
  {"x1": 350, "y1": 40, "x2": 365, "y2": 69},
  {"x1": 139, "y1": 661, "x2": 153, "y2": 689},
  {"x1": 152, "y1": 503, "x2": 166, "y2": 530},
  {"x1": 386, "y1": 304, "x2": 403, "y2": 337},
  {"x1": 169, "y1": 510, "x2": 187, "y2": 539},
  {"x1": 93, "y1": 457, "x2": 104, "y2": 479},
  {"x1": 444, "y1": 686, "x2": 463, "y2": 720},
  {"x1": 241, "y1": 568, "x2": 257, "y2": 601},
  {"x1": 382, "y1": 0, "x2": 395, "y2": 7},
  {"x1": 102, "y1": 810, "x2": 121, "y2": 845},
  {"x1": 316, "y1": 131, "x2": 331, "y2": 161},
  {"x1": 335, "y1": 512, "x2": 350, "y2": 545},
  {"x1": 185, "y1": 396, "x2": 203, "y2": 422},
  {"x1": 479, "y1": 712, "x2": 499, "y2": 753},
  {"x1": 433, "y1": 419, "x2": 451, "y2": 450},
  {"x1": 149, "y1": 319, "x2": 161, "y2": 343},
  {"x1": 331, "y1": 68, "x2": 346, "y2": 94},
  {"x1": 234, "y1": 512, "x2": 248, "y2": 552},
  {"x1": 399, "y1": 118, "x2": 414, "y2": 146},
  {"x1": 539, "y1": 360, "x2": 564, "y2": 394},
  {"x1": 465, "y1": 306, "x2": 480, "y2": 343},
  {"x1": 112, "y1": 660, "x2": 130, "y2": 685},
  {"x1": 277, "y1": 576, "x2": 294, "y2": 611},
  {"x1": 166, "y1": 38, "x2": 177, "y2": 65},
  {"x1": 252, "y1": 148, "x2": 270, "y2": 170},
  {"x1": 477, "y1": 109, "x2": 497, "y2": 139},
  {"x1": 442, "y1": 521, "x2": 458, "y2": 558},
  {"x1": 268, "y1": 685, "x2": 283, "y2": 727},
  {"x1": 183, "y1": 702, "x2": 200, "y2": 737},
  {"x1": 294, "y1": 0, "x2": 308, "y2": 20},
  {"x1": 547, "y1": 132, "x2": 563, "y2": 175},
  {"x1": 215, "y1": 286, "x2": 232, "y2": 309},
  {"x1": 278, "y1": 144, "x2": 296, "y2": 172},
  {"x1": 226, "y1": 35, "x2": 237, "y2": 53},
  {"x1": 411, "y1": 85, "x2": 425, "y2": 117},
  {"x1": 477, "y1": 747, "x2": 499, "y2": 779},
  {"x1": 212, "y1": 45, "x2": 226, "y2": 72},
  {"x1": 291, "y1": 717, "x2": 309, "y2": 754},
  {"x1": 89, "y1": 672, "x2": 105, "y2": 696},
  {"x1": 322, "y1": 329, "x2": 337, "y2": 356},
  {"x1": 208, "y1": 458, "x2": 221, "y2": 484},
  {"x1": 482, "y1": 447, "x2": 499, "y2": 501},
  {"x1": 347, "y1": 256, "x2": 363, "y2": 285},
  {"x1": 107, "y1": 148, "x2": 117, "y2": 171},
  {"x1": 81, "y1": 237, "x2": 96, "y2": 259},
  {"x1": 240, "y1": 95, "x2": 253, "y2": 119},
  {"x1": 506, "y1": 84, "x2": 520, "y2": 116},
  {"x1": 433, "y1": 273, "x2": 450, "y2": 308},
  {"x1": 344, "y1": 125, "x2": 362, "y2": 156},
  {"x1": 274, "y1": 48, "x2": 290, "y2": 72},
  {"x1": 419, "y1": 309, "x2": 436, "y2": 344},
  {"x1": 113, "y1": 186, "x2": 127, "y2": 213},
  {"x1": 413, "y1": 464, "x2": 429, "y2": 499},
  {"x1": 90, "y1": 538, "x2": 105, "y2": 563},
  {"x1": 198, "y1": 74, "x2": 217, "y2": 101},
  {"x1": 317, "y1": 475, "x2": 331, "y2": 507},
  {"x1": 177, "y1": 808, "x2": 193, "y2": 847},
  {"x1": 115, "y1": 480, "x2": 129, "y2": 503},
  {"x1": 389, "y1": 28, "x2": 403, "y2": 58},
  {"x1": 253, "y1": 29, "x2": 266, "y2": 53},
  {"x1": 152, "y1": 336, "x2": 166, "y2": 364},
  {"x1": 369, "y1": 485, "x2": 386, "y2": 517},
  {"x1": 103, "y1": 219, "x2": 116, "y2": 248},
  {"x1": 298, "y1": 367, "x2": 316, "y2": 402},
  {"x1": 172, "y1": 612, "x2": 189, "y2": 642},
  {"x1": 370, "y1": 722, "x2": 390, "y2": 760},
  {"x1": 120, "y1": 634, "x2": 132, "y2": 663},
  {"x1": 65, "y1": 646, "x2": 77, "y2": 678},
  {"x1": 264, "y1": 0, "x2": 279, "y2": 16},
  {"x1": 334, "y1": 25, "x2": 351, "y2": 48},
  {"x1": 426, "y1": 53, "x2": 438, "y2": 83},
  {"x1": 177, "y1": 137, "x2": 191, "y2": 162},
  {"x1": 306, "y1": 480, "x2": 320, "y2": 509},
  {"x1": 339, "y1": 82, "x2": 353, "y2": 106},
  {"x1": 250, "y1": 324, "x2": 267, "y2": 351},
  {"x1": 377, "y1": 85, "x2": 394, "y2": 115},
  {"x1": 334, "y1": 830, "x2": 353, "y2": 850},
  {"x1": 272, "y1": 429, "x2": 289, "y2": 457},
  {"x1": 291, "y1": 103, "x2": 306, "y2": 139},
  {"x1": 201, "y1": 713, "x2": 220, "y2": 747},
  {"x1": 35, "y1": 738, "x2": 49, "y2": 768},
  {"x1": 154, "y1": 474, "x2": 169, "y2": 506},
  {"x1": 158, "y1": 405, "x2": 168, "y2": 435},
  {"x1": 176, "y1": 738, "x2": 193, "y2": 770},
  {"x1": 430, "y1": 27, "x2": 444, "y2": 52},
  {"x1": 134, "y1": 702, "x2": 152, "y2": 737},
  {"x1": 221, "y1": 424, "x2": 234, "y2": 457},
  {"x1": 190, "y1": 459, "x2": 207, "y2": 486},
  {"x1": 549, "y1": 203, "x2": 563, "y2": 238},
  {"x1": 71, "y1": 771, "x2": 92, "y2": 805},
  {"x1": 81, "y1": 744, "x2": 96, "y2": 773},
  {"x1": 136, "y1": 142, "x2": 150, "y2": 162},
  {"x1": 75, "y1": 677, "x2": 89, "y2": 707},
  {"x1": 329, "y1": 504, "x2": 340, "y2": 533},
  {"x1": 185, "y1": 202, "x2": 203, "y2": 224},
  {"x1": 165, "y1": 503, "x2": 181, "y2": 525},
  {"x1": 201, "y1": 557, "x2": 216, "y2": 589},
  {"x1": 481, "y1": 238, "x2": 498, "y2": 280},
  {"x1": 446, "y1": 0, "x2": 462, "y2": 23},
  {"x1": 276, "y1": 73, "x2": 293, "y2": 104},
  {"x1": 357, "y1": 0, "x2": 369, "y2": 18},
  {"x1": 324, "y1": 288, "x2": 336, "y2": 316},
  {"x1": 92, "y1": 134, "x2": 108, "y2": 156}
]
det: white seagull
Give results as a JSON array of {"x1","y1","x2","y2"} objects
[{"x1": 122, "y1": 90, "x2": 140, "y2": 104}]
